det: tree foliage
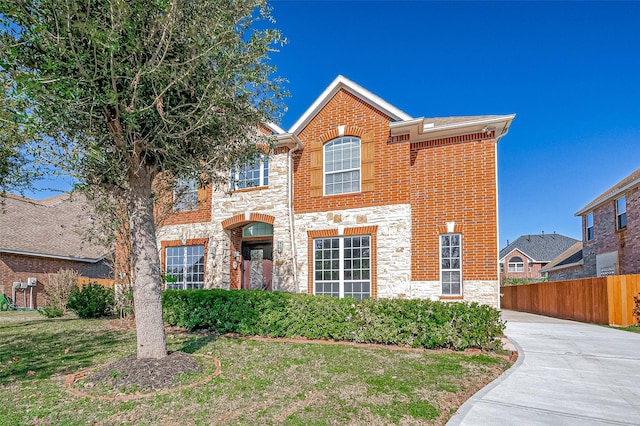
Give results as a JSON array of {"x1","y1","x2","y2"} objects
[{"x1": 1, "y1": 0, "x2": 286, "y2": 358}]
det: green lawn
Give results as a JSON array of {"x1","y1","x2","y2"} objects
[{"x1": 0, "y1": 311, "x2": 511, "y2": 425}]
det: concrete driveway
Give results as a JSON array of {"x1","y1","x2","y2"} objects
[{"x1": 448, "y1": 310, "x2": 640, "y2": 425}]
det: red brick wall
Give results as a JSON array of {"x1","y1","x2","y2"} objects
[
  {"x1": 500, "y1": 249, "x2": 546, "y2": 281},
  {"x1": 410, "y1": 138, "x2": 498, "y2": 281},
  {"x1": 292, "y1": 88, "x2": 499, "y2": 284},
  {"x1": 0, "y1": 253, "x2": 111, "y2": 309},
  {"x1": 293, "y1": 89, "x2": 410, "y2": 213}
]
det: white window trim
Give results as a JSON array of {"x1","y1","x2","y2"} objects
[
  {"x1": 586, "y1": 212, "x2": 594, "y2": 241},
  {"x1": 173, "y1": 177, "x2": 199, "y2": 212},
  {"x1": 440, "y1": 233, "x2": 462, "y2": 296},
  {"x1": 313, "y1": 235, "x2": 371, "y2": 299},
  {"x1": 165, "y1": 245, "x2": 205, "y2": 290},
  {"x1": 230, "y1": 155, "x2": 269, "y2": 190},
  {"x1": 616, "y1": 196, "x2": 627, "y2": 230},
  {"x1": 323, "y1": 137, "x2": 361, "y2": 196}
]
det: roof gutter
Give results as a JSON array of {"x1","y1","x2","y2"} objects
[
  {"x1": 0, "y1": 248, "x2": 106, "y2": 264},
  {"x1": 390, "y1": 114, "x2": 515, "y2": 143},
  {"x1": 575, "y1": 178, "x2": 640, "y2": 216}
]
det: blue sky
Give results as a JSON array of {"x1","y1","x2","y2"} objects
[
  {"x1": 267, "y1": 1, "x2": 640, "y2": 247},
  {"x1": 22, "y1": 1, "x2": 640, "y2": 249}
]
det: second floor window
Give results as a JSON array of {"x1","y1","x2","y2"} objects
[
  {"x1": 173, "y1": 177, "x2": 198, "y2": 212},
  {"x1": 324, "y1": 137, "x2": 360, "y2": 195},
  {"x1": 586, "y1": 212, "x2": 594, "y2": 241},
  {"x1": 231, "y1": 155, "x2": 269, "y2": 190},
  {"x1": 616, "y1": 196, "x2": 627, "y2": 230}
]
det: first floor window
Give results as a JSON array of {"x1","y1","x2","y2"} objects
[
  {"x1": 165, "y1": 245, "x2": 205, "y2": 289},
  {"x1": 314, "y1": 235, "x2": 371, "y2": 300},
  {"x1": 173, "y1": 177, "x2": 198, "y2": 212},
  {"x1": 508, "y1": 256, "x2": 524, "y2": 273},
  {"x1": 441, "y1": 234, "x2": 462, "y2": 295},
  {"x1": 616, "y1": 196, "x2": 627, "y2": 230},
  {"x1": 231, "y1": 155, "x2": 269, "y2": 190}
]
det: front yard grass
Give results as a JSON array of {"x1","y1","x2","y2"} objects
[{"x1": 0, "y1": 311, "x2": 511, "y2": 425}]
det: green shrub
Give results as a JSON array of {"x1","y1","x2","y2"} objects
[
  {"x1": 37, "y1": 306, "x2": 64, "y2": 318},
  {"x1": 67, "y1": 283, "x2": 115, "y2": 318},
  {"x1": 162, "y1": 290, "x2": 505, "y2": 351}
]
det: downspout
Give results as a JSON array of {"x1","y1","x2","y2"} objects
[{"x1": 287, "y1": 138, "x2": 302, "y2": 290}]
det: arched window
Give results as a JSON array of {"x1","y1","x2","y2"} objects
[
  {"x1": 324, "y1": 137, "x2": 360, "y2": 195},
  {"x1": 242, "y1": 222, "x2": 273, "y2": 238},
  {"x1": 508, "y1": 256, "x2": 524, "y2": 273}
]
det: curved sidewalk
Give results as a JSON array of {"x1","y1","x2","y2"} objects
[{"x1": 448, "y1": 310, "x2": 640, "y2": 425}]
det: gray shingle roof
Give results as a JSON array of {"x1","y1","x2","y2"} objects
[
  {"x1": 499, "y1": 233, "x2": 579, "y2": 262},
  {"x1": 0, "y1": 193, "x2": 108, "y2": 261}
]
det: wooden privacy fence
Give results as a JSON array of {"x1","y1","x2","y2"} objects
[
  {"x1": 77, "y1": 277, "x2": 118, "y2": 288},
  {"x1": 501, "y1": 274, "x2": 640, "y2": 327}
]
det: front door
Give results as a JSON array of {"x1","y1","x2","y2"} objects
[{"x1": 241, "y1": 242, "x2": 273, "y2": 290}]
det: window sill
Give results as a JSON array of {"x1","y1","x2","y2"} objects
[
  {"x1": 230, "y1": 185, "x2": 268, "y2": 194},
  {"x1": 439, "y1": 295, "x2": 463, "y2": 301}
]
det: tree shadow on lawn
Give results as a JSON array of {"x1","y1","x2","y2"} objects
[
  {"x1": 178, "y1": 333, "x2": 218, "y2": 354},
  {"x1": 0, "y1": 318, "x2": 135, "y2": 385}
]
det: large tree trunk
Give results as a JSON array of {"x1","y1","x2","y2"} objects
[{"x1": 127, "y1": 165, "x2": 167, "y2": 359}]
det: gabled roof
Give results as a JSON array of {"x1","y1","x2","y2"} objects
[
  {"x1": 0, "y1": 193, "x2": 108, "y2": 262},
  {"x1": 540, "y1": 242, "x2": 584, "y2": 273},
  {"x1": 575, "y1": 168, "x2": 640, "y2": 216},
  {"x1": 287, "y1": 75, "x2": 516, "y2": 144},
  {"x1": 499, "y1": 233, "x2": 579, "y2": 263},
  {"x1": 288, "y1": 75, "x2": 412, "y2": 135}
]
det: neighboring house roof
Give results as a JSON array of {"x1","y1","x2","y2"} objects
[
  {"x1": 575, "y1": 168, "x2": 640, "y2": 216},
  {"x1": 540, "y1": 242, "x2": 584, "y2": 273},
  {"x1": 288, "y1": 75, "x2": 515, "y2": 143},
  {"x1": 499, "y1": 233, "x2": 579, "y2": 263},
  {"x1": 0, "y1": 192, "x2": 108, "y2": 262}
]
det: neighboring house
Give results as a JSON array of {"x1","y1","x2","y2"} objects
[
  {"x1": 545, "y1": 168, "x2": 640, "y2": 281},
  {"x1": 0, "y1": 193, "x2": 111, "y2": 308},
  {"x1": 499, "y1": 233, "x2": 579, "y2": 283},
  {"x1": 155, "y1": 75, "x2": 515, "y2": 307},
  {"x1": 539, "y1": 241, "x2": 584, "y2": 281}
]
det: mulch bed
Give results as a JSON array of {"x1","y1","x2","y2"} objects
[{"x1": 85, "y1": 351, "x2": 201, "y2": 391}]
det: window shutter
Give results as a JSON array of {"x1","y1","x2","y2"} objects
[
  {"x1": 309, "y1": 140, "x2": 323, "y2": 197},
  {"x1": 361, "y1": 131, "x2": 375, "y2": 192},
  {"x1": 197, "y1": 186, "x2": 207, "y2": 207}
]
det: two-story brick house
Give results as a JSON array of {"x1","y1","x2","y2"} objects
[
  {"x1": 545, "y1": 168, "x2": 640, "y2": 280},
  {"x1": 156, "y1": 76, "x2": 515, "y2": 307}
]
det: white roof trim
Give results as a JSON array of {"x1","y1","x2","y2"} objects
[
  {"x1": 0, "y1": 248, "x2": 106, "y2": 263},
  {"x1": 540, "y1": 260, "x2": 584, "y2": 274},
  {"x1": 288, "y1": 75, "x2": 412, "y2": 135},
  {"x1": 575, "y1": 177, "x2": 640, "y2": 216},
  {"x1": 421, "y1": 115, "x2": 516, "y2": 134},
  {"x1": 499, "y1": 248, "x2": 537, "y2": 263},
  {"x1": 265, "y1": 121, "x2": 286, "y2": 135}
]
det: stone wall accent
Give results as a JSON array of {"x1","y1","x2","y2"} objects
[
  {"x1": 294, "y1": 204, "x2": 412, "y2": 298},
  {"x1": 156, "y1": 152, "x2": 297, "y2": 291}
]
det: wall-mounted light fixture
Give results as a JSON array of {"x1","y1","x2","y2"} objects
[{"x1": 233, "y1": 251, "x2": 240, "y2": 261}]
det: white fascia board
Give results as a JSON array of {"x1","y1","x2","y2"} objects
[
  {"x1": 390, "y1": 115, "x2": 516, "y2": 142},
  {"x1": 540, "y1": 260, "x2": 584, "y2": 274},
  {"x1": 265, "y1": 121, "x2": 286, "y2": 135},
  {"x1": 288, "y1": 75, "x2": 412, "y2": 135},
  {"x1": 499, "y1": 247, "x2": 536, "y2": 263},
  {"x1": 0, "y1": 248, "x2": 106, "y2": 263},
  {"x1": 274, "y1": 133, "x2": 303, "y2": 151},
  {"x1": 575, "y1": 179, "x2": 640, "y2": 216}
]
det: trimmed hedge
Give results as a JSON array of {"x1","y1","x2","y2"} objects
[{"x1": 162, "y1": 290, "x2": 505, "y2": 350}]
